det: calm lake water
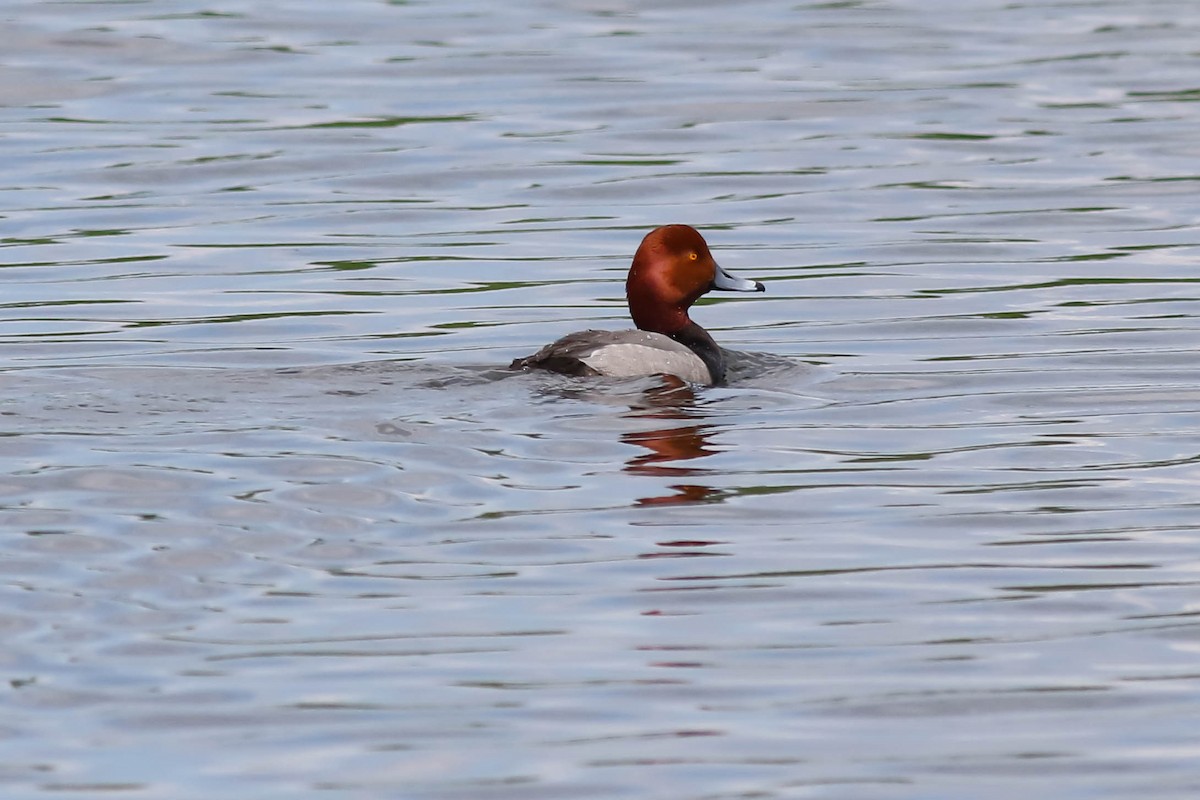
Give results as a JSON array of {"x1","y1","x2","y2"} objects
[{"x1": 3, "y1": 0, "x2": 1200, "y2": 797}]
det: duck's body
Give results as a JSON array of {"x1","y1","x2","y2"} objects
[
  {"x1": 514, "y1": 327, "x2": 716, "y2": 384},
  {"x1": 511, "y1": 225, "x2": 764, "y2": 385}
]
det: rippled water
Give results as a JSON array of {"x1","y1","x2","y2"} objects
[{"x1": 3, "y1": 1, "x2": 1200, "y2": 798}]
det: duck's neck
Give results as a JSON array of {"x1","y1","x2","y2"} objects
[
  {"x1": 630, "y1": 300, "x2": 725, "y2": 384},
  {"x1": 670, "y1": 321, "x2": 726, "y2": 385}
]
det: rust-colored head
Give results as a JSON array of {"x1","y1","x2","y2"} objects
[{"x1": 625, "y1": 225, "x2": 763, "y2": 334}]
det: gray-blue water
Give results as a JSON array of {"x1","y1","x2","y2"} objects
[{"x1": 3, "y1": 1, "x2": 1200, "y2": 797}]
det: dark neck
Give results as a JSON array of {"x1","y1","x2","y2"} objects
[{"x1": 670, "y1": 321, "x2": 726, "y2": 385}]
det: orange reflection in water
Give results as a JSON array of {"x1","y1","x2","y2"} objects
[{"x1": 621, "y1": 377, "x2": 722, "y2": 506}]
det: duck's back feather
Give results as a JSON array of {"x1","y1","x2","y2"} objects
[{"x1": 511, "y1": 329, "x2": 712, "y2": 384}]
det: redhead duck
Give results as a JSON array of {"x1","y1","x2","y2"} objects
[{"x1": 511, "y1": 225, "x2": 764, "y2": 385}]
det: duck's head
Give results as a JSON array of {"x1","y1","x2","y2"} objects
[{"x1": 625, "y1": 224, "x2": 764, "y2": 335}]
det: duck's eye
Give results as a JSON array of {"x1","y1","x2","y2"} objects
[{"x1": 688, "y1": 251, "x2": 698, "y2": 261}]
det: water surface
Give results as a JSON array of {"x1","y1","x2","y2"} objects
[{"x1": 3, "y1": 1, "x2": 1200, "y2": 798}]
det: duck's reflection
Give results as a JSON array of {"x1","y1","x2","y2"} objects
[{"x1": 621, "y1": 377, "x2": 722, "y2": 506}]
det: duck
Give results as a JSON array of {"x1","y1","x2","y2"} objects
[{"x1": 511, "y1": 225, "x2": 765, "y2": 385}]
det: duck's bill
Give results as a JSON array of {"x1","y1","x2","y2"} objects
[{"x1": 713, "y1": 265, "x2": 765, "y2": 292}]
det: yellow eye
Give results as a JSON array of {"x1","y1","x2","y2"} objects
[{"x1": 688, "y1": 251, "x2": 698, "y2": 261}]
